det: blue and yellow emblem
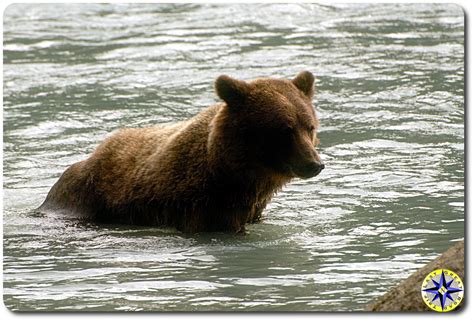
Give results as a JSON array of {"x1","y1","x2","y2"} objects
[{"x1": 421, "y1": 269, "x2": 464, "y2": 312}]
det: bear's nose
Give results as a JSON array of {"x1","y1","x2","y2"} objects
[
  {"x1": 312, "y1": 161, "x2": 325, "y2": 174},
  {"x1": 302, "y1": 161, "x2": 324, "y2": 178}
]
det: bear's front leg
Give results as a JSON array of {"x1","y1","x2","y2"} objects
[{"x1": 247, "y1": 202, "x2": 266, "y2": 224}]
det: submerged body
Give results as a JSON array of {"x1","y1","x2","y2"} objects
[{"x1": 39, "y1": 71, "x2": 324, "y2": 233}]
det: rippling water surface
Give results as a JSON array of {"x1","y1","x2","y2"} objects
[{"x1": 3, "y1": 3, "x2": 464, "y2": 311}]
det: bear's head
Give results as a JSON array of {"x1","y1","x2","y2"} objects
[{"x1": 212, "y1": 71, "x2": 324, "y2": 179}]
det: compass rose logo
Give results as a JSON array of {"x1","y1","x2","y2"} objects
[{"x1": 421, "y1": 269, "x2": 464, "y2": 312}]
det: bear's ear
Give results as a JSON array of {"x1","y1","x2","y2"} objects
[
  {"x1": 292, "y1": 70, "x2": 315, "y2": 98},
  {"x1": 215, "y1": 75, "x2": 250, "y2": 107}
]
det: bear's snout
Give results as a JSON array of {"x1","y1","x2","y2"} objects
[{"x1": 303, "y1": 161, "x2": 325, "y2": 178}]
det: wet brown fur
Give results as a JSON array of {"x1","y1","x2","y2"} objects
[{"x1": 39, "y1": 71, "x2": 321, "y2": 233}]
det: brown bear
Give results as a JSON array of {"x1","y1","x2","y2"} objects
[{"x1": 39, "y1": 71, "x2": 324, "y2": 233}]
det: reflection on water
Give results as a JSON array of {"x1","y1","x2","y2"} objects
[{"x1": 3, "y1": 3, "x2": 464, "y2": 311}]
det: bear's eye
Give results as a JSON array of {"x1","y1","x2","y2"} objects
[{"x1": 284, "y1": 126, "x2": 295, "y2": 135}]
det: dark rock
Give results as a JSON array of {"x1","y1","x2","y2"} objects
[{"x1": 367, "y1": 240, "x2": 464, "y2": 312}]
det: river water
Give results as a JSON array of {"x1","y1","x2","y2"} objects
[{"x1": 3, "y1": 3, "x2": 464, "y2": 311}]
